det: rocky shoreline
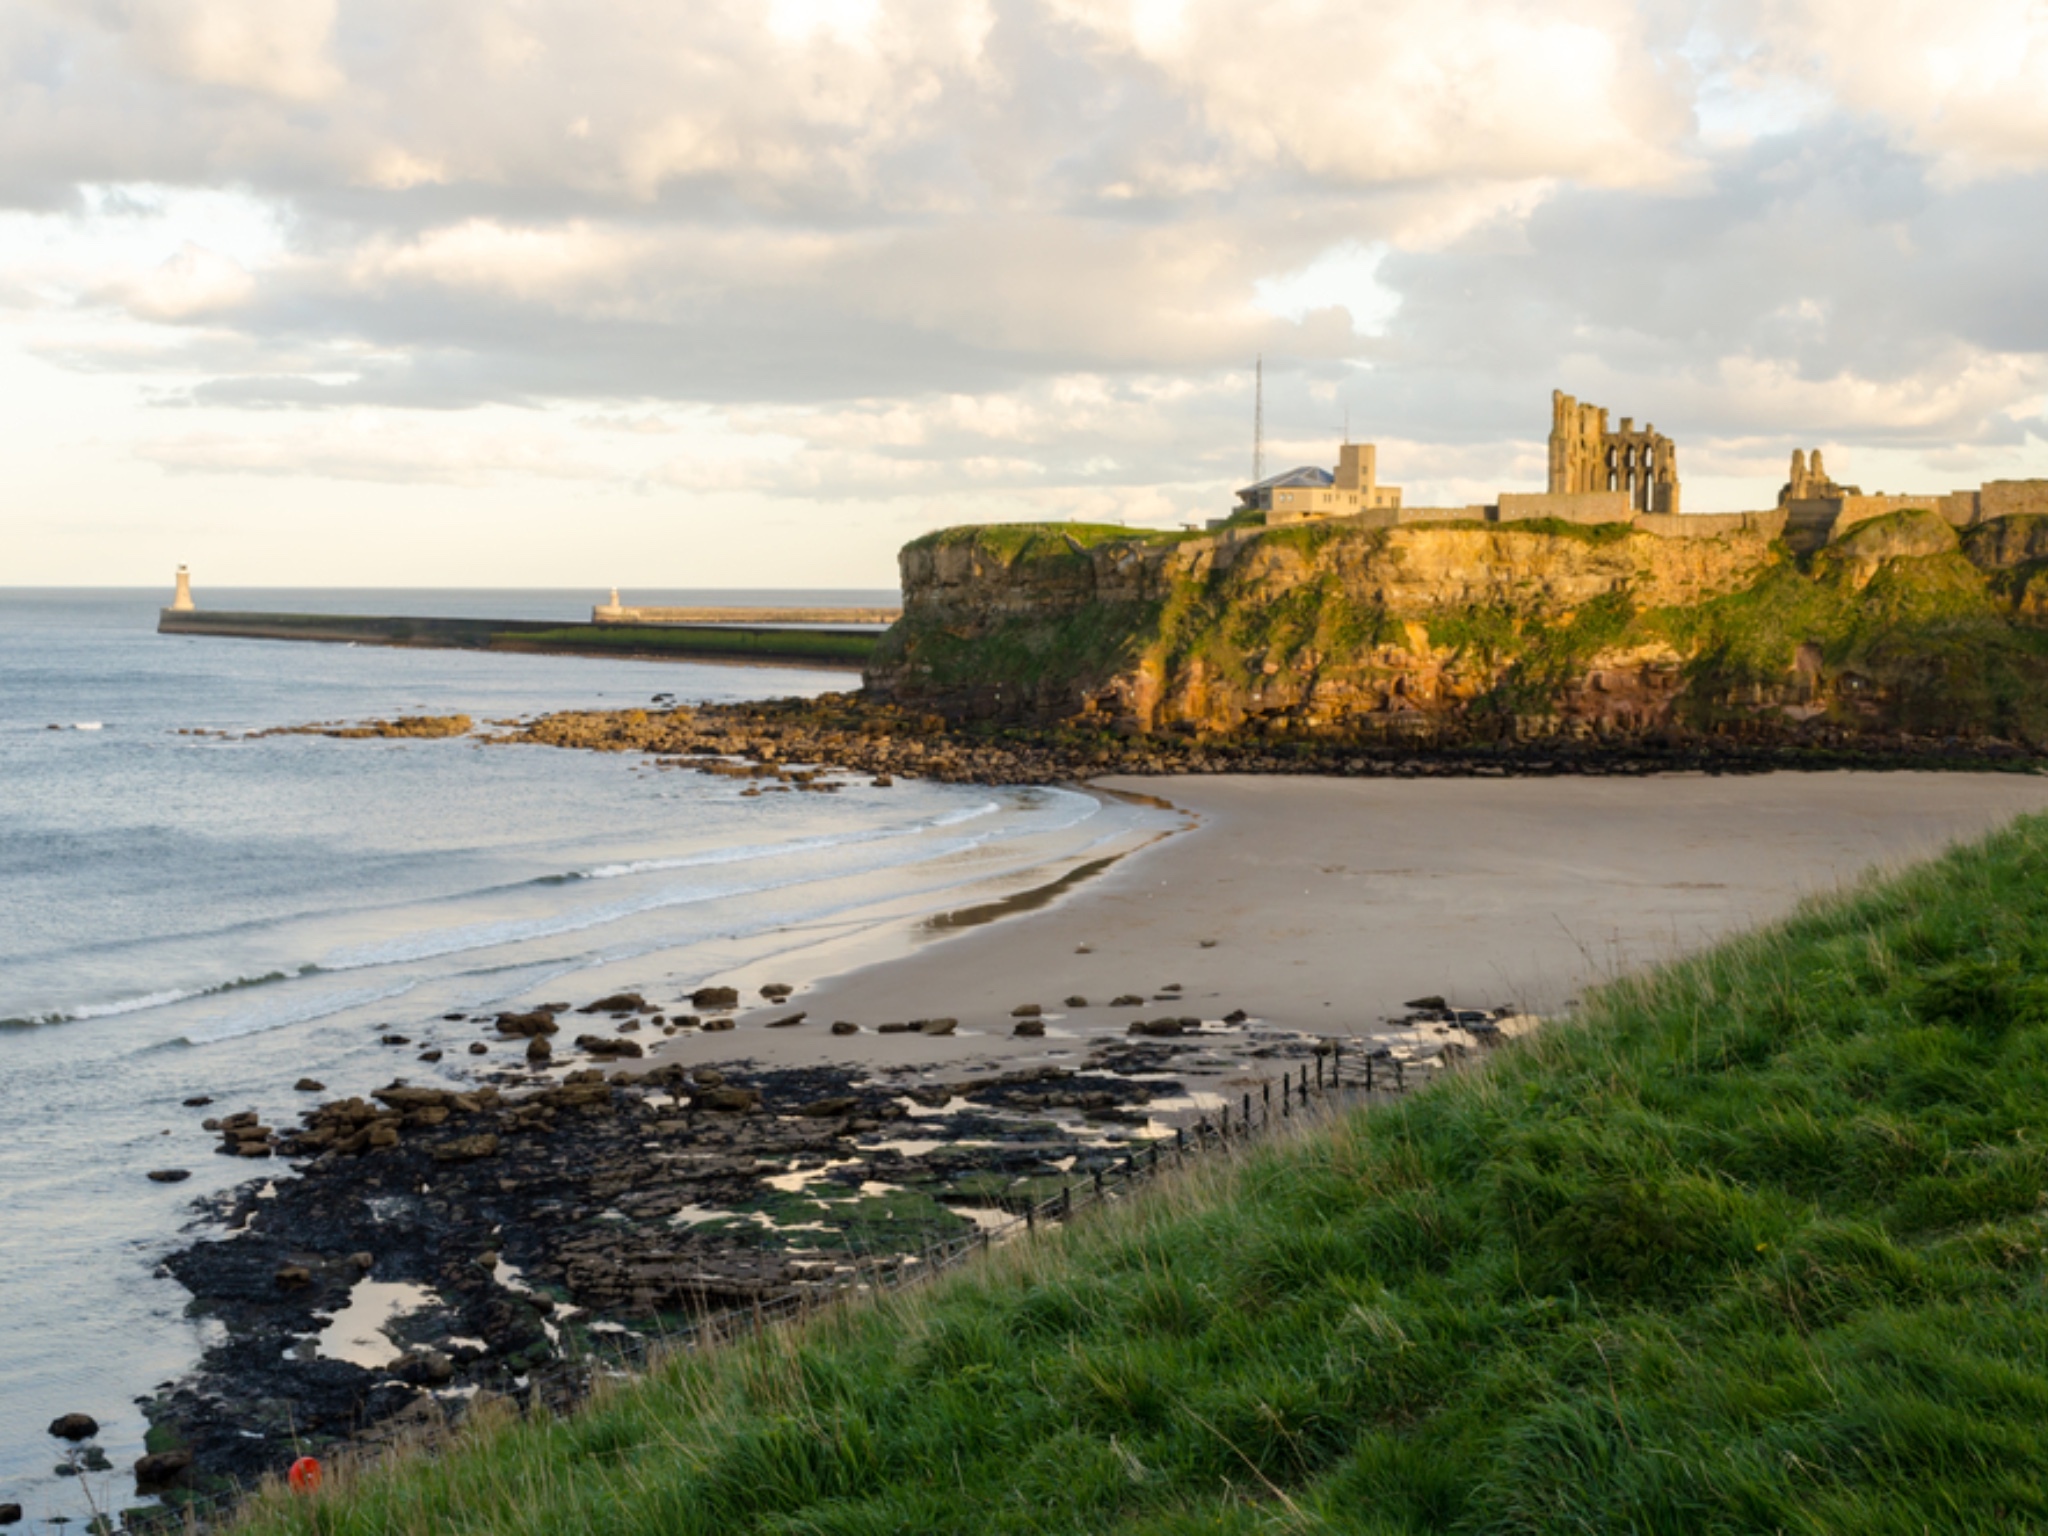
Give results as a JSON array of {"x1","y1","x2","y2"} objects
[
  {"x1": 500, "y1": 693, "x2": 2046, "y2": 786},
  {"x1": 132, "y1": 983, "x2": 1514, "y2": 1511}
]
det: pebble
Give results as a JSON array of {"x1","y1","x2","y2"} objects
[{"x1": 146, "y1": 1169, "x2": 191, "y2": 1183}]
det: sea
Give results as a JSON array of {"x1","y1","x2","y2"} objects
[{"x1": 0, "y1": 588, "x2": 1176, "y2": 1524}]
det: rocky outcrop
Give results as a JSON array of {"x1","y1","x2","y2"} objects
[{"x1": 862, "y1": 514, "x2": 2048, "y2": 748}]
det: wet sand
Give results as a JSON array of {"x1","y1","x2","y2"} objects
[{"x1": 646, "y1": 771, "x2": 2048, "y2": 1070}]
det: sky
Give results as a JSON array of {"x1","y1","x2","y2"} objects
[{"x1": 4, "y1": 0, "x2": 2048, "y2": 590}]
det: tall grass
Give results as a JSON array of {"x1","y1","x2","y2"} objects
[{"x1": 235, "y1": 815, "x2": 2048, "y2": 1533}]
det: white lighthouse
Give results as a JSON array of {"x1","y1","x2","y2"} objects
[{"x1": 169, "y1": 565, "x2": 196, "y2": 612}]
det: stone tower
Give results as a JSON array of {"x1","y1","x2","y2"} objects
[{"x1": 170, "y1": 565, "x2": 195, "y2": 612}]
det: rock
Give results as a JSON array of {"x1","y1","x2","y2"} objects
[
  {"x1": 1111, "y1": 994, "x2": 1145, "y2": 1007},
  {"x1": 692, "y1": 1069, "x2": 724, "y2": 1087},
  {"x1": 350, "y1": 1251, "x2": 375, "y2": 1269},
  {"x1": 1013, "y1": 1019, "x2": 1045, "y2": 1037},
  {"x1": 526, "y1": 1035, "x2": 553, "y2": 1063},
  {"x1": 182, "y1": 1096, "x2": 213, "y2": 1107},
  {"x1": 580, "y1": 992, "x2": 648, "y2": 1014},
  {"x1": 274, "y1": 1265, "x2": 312, "y2": 1289},
  {"x1": 432, "y1": 1134, "x2": 500, "y2": 1163},
  {"x1": 379, "y1": 1034, "x2": 410, "y2": 1046},
  {"x1": 1223, "y1": 1009, "x2": 1250, "y2": 1024},
  {"x1": 0, "y1": 1501, "x2": 21, "y2": 1524},
  {"x1": 878, "y1": 1022, "x2": 914, "y2": 1033},
  {"x1": 1063, "y1": 996, "x2": 1088, "y2": 1008},
  {"x1": 235, "y1": 1141, "x2": 273, "y2": 1158},
  {"x1": 468, "y1": 1041, "x2": 489, "y2": 1054},
  {"x1": 1403, "y1": 995, "x2": 1448, "y2": 1012},
  {"x1": 496, "y1": 1010, "x2": 560, "y2": 1037},
  {"x1": 692, "y1": 1086, "x2": 762, "y2": 1113},
  {"x1": 760, "y1": 982, "x2": 794, "y2": 1000},
  {"x1": 690, "y1": 986, "x2": 740, "y2": 1010},
  {"x1": 871, "y1": 775, "x2": 893, "y2": 787},
  {"x1": 1200, "y1": 939, "x2": 1218, "y2": 948},
  {"x1": 915, "y1": 1017, "x2": 958, "y2": 1036},
  {"x1": 830, "y1": 1020, "x2": 860, "y2": 1035},
  {"x1": 763, "y1": 1012, "x2": 808, "y2": 1028},
  {"x1": 418, "y1": 1049, "x2": 443, "y2": 1063},
  {"x1": 1127, "y1": 1018, "x2": 1184, "y2": 1037},
  {"x1": 201, "y1": 1117, "x2": 221, "y2": 1131},
  {"x1": 146, "y1": 1169, "x2": 191, "y2": 1183},
  {"x1": 1076, "y1": 945, "x2": 1093, "y2": 954},
  {"x1": 701, "y1": 1017, "x2": 735, "y2": 1032},
  {"x1": 573, "y1": 1034, "x2": 644, "y2": 1058},
  {"x1": 617, "y1": 1019, "x2": 641, "y2": 1033},
  {"x1": 797, "y1": 1097, "x2": 857, "y2": 1118},
  {"x1": 48, "y1": 1413, "x2": 98, "y2": 1441},
  {"x1": 294, "y1": 1078, "x2": 324, "y2": 1092},
  {"x1": 367, "y1": 1123, "x2": 401, "y2": 1149},
  {"x1": 133, "y1": 1450, "x2": 193, "y2": 1490},
  {"x1": 673, "y1": 1014, "x2": 702, "y2": 1028},
  {"x1": 396, "y1": 1348, "x2": 454, "y2": 1385},
  {"x1": 442, "y1": 1012, "x2": 466, "y2": 1021},
  {"x1": 1010, "y1": 1003, "x2": 1042, "y2": 1017}
]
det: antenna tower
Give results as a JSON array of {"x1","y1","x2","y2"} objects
[{"x1": 1253, "y1": 355, "x2": 1264, "y2": 485}]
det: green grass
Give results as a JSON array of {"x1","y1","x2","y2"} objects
[
  {"x1": 501, "y1": 627, "x2": 879, "y2": 662},
  {"x1": 905, "y1": 523, "x2": 1196, "y2": 559},
  {"x1": 232, "y1": 814, "x2": 2048, "y2": 1533}
]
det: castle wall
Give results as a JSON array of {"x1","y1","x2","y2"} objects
[
  {"x1": 1637, "y1": 510, "x2": 1789, "y2": 540},
  {"x1": 1495, "y1": 491, "x2": 1635, "y2": 525},
  {"x1": 1981, "y1": 481, "x2": 2048, "y2": 520}
]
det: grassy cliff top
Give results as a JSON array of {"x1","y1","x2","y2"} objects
[
  {"x1": 905, "y1": 522, "x2": 1199, "y2": 558},
  {"x1": 234, "y1": 813, "x2": 2048, "y2": 1534}
]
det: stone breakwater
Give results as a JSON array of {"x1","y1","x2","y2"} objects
[
  {"x1": 502, "y1": 695, "x2": 2045, "y2": 787},
  {"x1": 136, "y1": 982, "x2": 1510, "y2": 1503}
]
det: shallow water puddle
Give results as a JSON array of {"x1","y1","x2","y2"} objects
[
  {"x1": 763, "y1": 1157, "x2": 863, "y2": 1193},
  {"x1": 313, "y1": 1279, "x2": 438, "y2": 1369}
]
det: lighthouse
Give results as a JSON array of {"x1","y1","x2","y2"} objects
[{"x1": 169, "y1": 565, "x2": 196, "y2": 612}]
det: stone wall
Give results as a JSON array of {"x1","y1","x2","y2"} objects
[
  {"x1": 1637, "y1": 510, "x2": 1789, "y2": 540},
  {"x1": 1496, "y1": 491, "x2": 1635, "y2": 525},
  {"x1": 1983, "y1": 481, "x2": 2048, "y2": 520}
]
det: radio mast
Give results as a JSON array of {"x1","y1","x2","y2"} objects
[{"x1": 1253, "y1": 355, "x2": 1264, "y2": 485}]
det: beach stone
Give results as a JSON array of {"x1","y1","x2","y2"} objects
[
  {"x1": 673, "y1": 1014, "x2": 701, "y2": 1028},
  {"x1": 1013, "y1": 1020, "x2": 1045, "y2": 1037},
  {"x1": 1076, "y1": 945, "x2": 1092, "y2": 954},
  {"x1": 496, "y1": 1010, "x2": 560, "y2": 1037},
  {"x1": 442, "y1": 1012, "x2": 466, "y2": 1020},
  {"x1": 350, "y1": 1251, "x2": 374, "y2": 1269},
  {"x1": 1063, "y1": 996, "x2": 1088, "y2": 1008},
  {"x1": 418, "y1": 1049, "x2": 443, "y2": 1062},
  {"x1": 701, "y1": 1017, "x2": 735, "y2": 1032},
  {"x1": 182, "y1": 1096, "x2": 213, "y2": 1107},
  {"x1": 915, "y1": 1018, "x2": 958, "y2": 1037},
  {"x1": 1127, "y1": 1018, "x2": 1184, "y2": 1037},
  {"x1": 580, "y1": 992, "x2": 647, "y2": 1014},
  {"x1": 689, "y1": 986, "x2": 739, "y2": 1010},
  {"x1": 1223, "y1": 1009, "x2": 1250, "y2": 1024},
  {"x1": 274, "y1": 1265, "x2": 312, "y2": 1289},
  {"x1": 380, "y1": 1034, "x2": 410, "y2": 1046},
  {"x1": 1200, "y1": 939, "x2": 1218, "y2": 948},
  {"x1": 693, "y1": 1069, "x2": 724, "y2": 1087},
  {"x1": 871, "y1": 775, "x2": 893, "y2": 787},
  {"x1": 201, "y1": 1117, "x2": 222, "y2": 1131},
  {"x1": 797, "y1": 1097, "x2": 857, "y2": 1118},
  {"x1": 48, "y1": 1413, "x2": 98, "y2": 1441},
  {"x1": 1111, "y1": 994, "x2": 1144, "y2": 1007},
  {"x1": 133, "y1": 1450, "x2": 193, "y2": 1491},
  {"x1": 693, "y1": 1086, "x2": 761, "y2": 1113},
  {"x1": 617, "y1": 1019, "x2": 641, "y2": 1032},
  {"x1": 146, "y1": 1169, "x2": 191, "y2": 1183},
  {"x1": 0, "y1": 1501, "x2": 21, "y2": 1524},
  {"x1": 396, "y1": 1349, "x2": 454, "y2": 1385},
  {"x1": 574, "y1": 1034, "x2": 644, "y2": 1058},
  {"x1": 468, "y1": 1041, "x2": 489, "y2": 1054},
  {"x1": 1403, "y1": 995, "x2": 1448, "y2": 1012},
  {"x1": 294, "y1": 1078, "x2": 324, "y2": 1092},
  {"x1": 830, "y1": 1021, "x2": 859, "y2": 1035},
  {"x1": 526, "y1": 1035, "x2": 553, "y2": 1063},
  {"x1": 1010, "y1": 1004, "x2": 1042, "y2": 1017},
  {"x1": 878, "y1": 1022, "x2": 913, "y2": 1033},
  {"x1": 367, "y1": 1124, "x2": 401, "y2": 1149},
  {"x1": 235, "y1": 1141, "x2": 273, "y2": 1158},
  {"x1": 763, "y1": 1012, "x2": 808, "y2": 1028},
  {"x1": 760, "y1": 983, "x2": 794, "y2": 1000}
]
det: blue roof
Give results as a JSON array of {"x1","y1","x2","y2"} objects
[{"x1": 1236, "y1": 466, "x2": 1332, "y2": 497}]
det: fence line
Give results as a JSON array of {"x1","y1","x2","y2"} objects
[{"x1": 127, "y1": 1040, "x2": 1452, "y2": 1533}]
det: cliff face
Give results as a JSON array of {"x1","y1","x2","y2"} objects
[{"x1": 865, "y1": 512, "x2": 2048, "y2": 747}]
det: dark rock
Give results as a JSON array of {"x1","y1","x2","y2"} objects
[
  {"x1": 1403, "y1": 995, "x2": 1448, "y2": 1012},
  {"x1": 526, "y1": 1035, "x2": 552, "y2": 1063},
  {"x1": 915, "y1": 1017, "x2": 958, "y2": 1036},
  {"x1": 133, "y1": 1450, "x2": 193, "y2": 1491},
  {"x1": 146, "y1": 1169, "x2": 191, "y2": 1183},
  {"x1": 379, "y1": 1034, "x2": 410, "y2": 1046},
  {"x1": 182, "y1": 1096, "x2": 213, "y2": 1107},
  {"x1": 468, "y1": 1041, "x2": 489, "y2": 1054},
  {"x1": 689, "y1": 986, "x2": 740, "y2": 1010},
  {"x1": 700, "y1": 1017, "x2": 735, "y2": 1032},
  {"x1": 616, "y1": 1019, "x2": 641, "y2": 1033},
  {"x1": 692, "y1": 1086, "x2": 762, "y2": 1113},
  {"x1": 830, "y1": 1020, "x2": 859, "y2": 1035},
  {"x1": 274, "y1": 1265, "x2": 312, "y2": 1289},
  {"x1": 396, "y1": 1349, "x2": 454, "y2": 1386},
  {"x1": 763, "y1": 1012, "x2": 807, "y2": 1028},
  {"x1": 1223, "y1": 1009, "x2": 1250, "y2": 1024},
  {"x1": 496, "y1": 1010, "x2": 560, "y2": 1037},
  {"x1": 1013, "y1": 1020, "x2": 1045, "y2": 1037},
  {"x1": 442, "y1": 1012, "x2": 466, "y2": 1021},
  {"x1": 1127, "y1": 1018, "x2": 1184, "y2": 1037},
  {"x1": 1010, "y1": 1004, "x2": 1042, "y2": 1017},
  {"x1": 1111, "y1": 994, "x2": 1145, "y2": 1007},
  {"x1": 294, "y1": 1078, "x2": 325, "y2": 1092},
  {"x1": 580, "y1": 993, "x2": 647, "y2": 1014},
  {"x1": 878, "y1": 1022, "x2": 914, "y2": 1033},
  {"x1": 48, "y1": 1412, "x2": 98, "y2": 1441},
  {"x1": 1199, "y1": 939, "x2": 1218, "y2": 948},
  {"x1": 871, "y1": 775, "x2": 893, "y2": 787},
  {"x1": 418, "y1": 1049, "x2": 443, "y2": 1063},
  {"x1": 760, "y1": 983, "x2": 794, "y2": 1000},
  {"x1": 796, "y1": 1097, "x2": 857, "y2": 1118},
  {"x1": 0, "y1": 1501, "x2": 21, "y2": 1524},
  {"x1": 1063, "y1": 996, "x2": 1088, "y2": 1008}
]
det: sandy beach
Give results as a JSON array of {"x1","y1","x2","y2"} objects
[{"x1": 645, "y1": 770, "x2": 2048, "y2": 1073}]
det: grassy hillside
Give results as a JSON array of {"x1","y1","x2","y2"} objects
[{"x1": 233, "y1": 815, "x2": 2048, "y2": 1534}]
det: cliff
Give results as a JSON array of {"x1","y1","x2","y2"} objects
[{"x1": 864, "y1": 511, "x2": 2048, "y2": 748}]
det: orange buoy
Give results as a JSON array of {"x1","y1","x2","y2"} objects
[{"x1": 288, "y1": 1456, "x2": 322, "y2": 1493}]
